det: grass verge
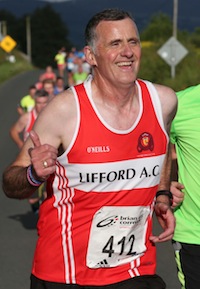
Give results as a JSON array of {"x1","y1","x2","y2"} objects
[{"x1": 0, "y1": 49, "x2": 35, "y2": 85}]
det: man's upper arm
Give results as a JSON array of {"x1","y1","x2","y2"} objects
[
  {"x1": 30, "y1": 90, "x2": 74, "y2": 149},
  {"x1": 13, "y1": 114, "x2": 28, "y2": 133},
  {"x1": 154, "y1": 84, "x2": 177, "y2": 135},
  {"x1": 165, "y1": 89, "x2": 177, "y2": 134}
]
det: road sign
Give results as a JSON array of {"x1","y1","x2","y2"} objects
[
  {"x1": 157, "y1": 36, "x2": 188, "y2": 66},
  {"x1": 0, "y1": 35, "x2": 17, "y2": 53}
]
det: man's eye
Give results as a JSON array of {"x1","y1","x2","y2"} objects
[
  {"x1": 130, "y1": 40, "x2": 139, "y2": 46},
  {"x1": 111, "y1": 42, "x2": 119, "y2": 46}
]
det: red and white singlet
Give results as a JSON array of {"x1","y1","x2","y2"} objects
[
  {"x1": 23, "y1": 109, "x2": 37, "y2": 142},
  {"x1": 32, "y1": 77, "x2": 168, "y2": 285}
]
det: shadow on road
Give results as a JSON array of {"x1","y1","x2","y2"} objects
[{"x1": 9, "y1": 211, "x2": 38, "y2": 230}]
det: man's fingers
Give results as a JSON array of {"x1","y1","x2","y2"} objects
[
  {"x1": 29, "y1": 130, "x2": 41, "y2": 147},
  {"x1": 150, "y1": 232, "x2": 174, "y2": 243},
  {"x1": 171, "y1": 181, "x2": 184, "y2": 190},
  {"x1": 28, "y1": 147, "x2": 33, "y2": 157}
]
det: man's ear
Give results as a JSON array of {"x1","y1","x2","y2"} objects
[{"x1": 84, "y1": 46, "x2": 97, "y2": 66}]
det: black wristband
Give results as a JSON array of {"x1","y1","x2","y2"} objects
[{"x1": 156, "y1": 190, "x2": 173, "y2": 206}]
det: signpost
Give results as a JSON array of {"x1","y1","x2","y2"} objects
[
  {"x1": 157, "y1": 0, "x2": 188, "y2": 78},
  {"x1": 157, "y1": 36, "x2": 188, "y2": 78},
  {"x1": 0, "y1": 35, "x2": 17, "y2": 53}
]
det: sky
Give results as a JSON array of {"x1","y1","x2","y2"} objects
[{"x1": 0, "y1": 0, "x2": 199, "y2": 48}]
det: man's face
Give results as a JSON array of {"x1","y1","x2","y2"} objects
[
  {"x1": 88, "y1": 18, "x2": 141, "y2": 87},
  {"x1": 43, "y1": 83, "x2": 54, "y2": 96},
  {"x1": 57, "y1": 79, "x2": 64, "y2": 88},
  {"x1": 30, "y1": 88, "x2": 37, "y2": 98},
  {"x1": 35, "y1": 96, "x2": 49, "y2": 113}
]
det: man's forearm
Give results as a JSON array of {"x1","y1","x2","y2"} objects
[
  {"x1": 2, "y1": 165, "x2": 38, "y2": 199},
  {"x1": 158, "y1": 145, "x2": 172, "y2": 191},
  {"x1": 10, "y1": 130, "x2": 24, "y2": 149},
  {"x1": 155, "y1": 143, "x2": 173, "y2": 206}
]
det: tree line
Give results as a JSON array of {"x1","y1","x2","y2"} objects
[
  {"x1": 0, "y1": 5, "x2": 72, "y2": 68},
  {"x1": 0, "y1": 5, "x2": 200, "y2": 90}
]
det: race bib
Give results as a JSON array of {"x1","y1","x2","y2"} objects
[{"x1": 86, "y1": 206, "x2": 150, "y2": 268}]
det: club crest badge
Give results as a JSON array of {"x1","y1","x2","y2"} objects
[{"x1": 137, "y1": 132, "x2": 154, "y2": 152}]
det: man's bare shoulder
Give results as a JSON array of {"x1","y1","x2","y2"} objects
[
  {"x1": 153, "y1": 83, "x2": 176, "y2": 98},
  {"x1": 152, "y1": 83, "x2": 177, "y2": 132},
  {"x1": 15, "y1": 111, "x2": 30, "y2": 126},
  {"x1": 32, "y1": 87, "x2": 77, "y2": 150},
  {"x1": 152, "y1": 83, "x2": 177, "y2": 109},
  {"x1": 47, "y1": 88, "x2": 76, "y2": 115}
]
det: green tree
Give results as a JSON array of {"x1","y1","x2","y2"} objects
[
  {"x1": 190, "y1": 27, "x2": 200, "y2": 47},
  {"x1": 16, "y1": 4, "x2": 72, "y2": 68},
  {"x1": 140, "y1": 13, "x2": 172, "y2": 42},
  {"x1": 0, "y1": 10, "x2": 18, "y2": 40},
  {"x1": 32, "y1": 4, "x2": 71, "y2": 68}
]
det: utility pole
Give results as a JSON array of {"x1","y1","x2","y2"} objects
[
  {"x1": 2, "y1": 21, "x2": 7, "y2": 36},
  {"x1": 26, "y1": 16, "x2": 32, "y2": 63},
  {"x1": 171, "y1": 0, "x2": 178, "y2": 78},
  {"x1": 0, "y1": 21, "x2": 7, "y2": 39},
  {"x1": 173, "y1": 0, "x2": 178, "y2": 38}
]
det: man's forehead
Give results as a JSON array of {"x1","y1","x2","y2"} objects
[
  {"x1": 44, "y1": 84, "x2": 53, "y2": 88},
  {"x1": 36, "y1": 97, "x2": 48, "y2": 103},
  {"x1": 96, "y1": 19, "x2": 138, "y2": 39}
]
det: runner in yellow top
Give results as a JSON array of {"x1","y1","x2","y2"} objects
[
  {"x1": 17, "y1": 85, "x2": 36, "y2": 115},
  {"x1": 54, "y1": 48, "x2": 66, "y2": 77}
]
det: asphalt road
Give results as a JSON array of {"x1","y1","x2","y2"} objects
[{"x1": 0, "y1": 70, "x2": 180, "y2": 289}]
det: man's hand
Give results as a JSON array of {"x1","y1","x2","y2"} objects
[
  {"x1": 29, "y1": 130, "x2": 58, "y2": 181},
  {"x1": 150, "y1": 202, "x2": 175, "y2": 243},
  {"x1": 170, "y1": 181, "x2": 184, "y2": 208}
]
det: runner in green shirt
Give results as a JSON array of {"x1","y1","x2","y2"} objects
[
  {"x1": 170, "y1": 84, "x2": 200, "y2": 289},
  {"x1": 18, "y1": 85, "x2": 36, "y2": 115}
]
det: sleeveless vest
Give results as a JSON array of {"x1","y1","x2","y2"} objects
[{"x1": 32, "y1": 79, "x2": 168, "y2": 285}]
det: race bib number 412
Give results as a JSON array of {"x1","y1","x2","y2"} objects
[{"x1": 86, "y1": 206, "x2": 150, "y2": 268}]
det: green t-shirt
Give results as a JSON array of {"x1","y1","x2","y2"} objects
[
  {"x1": 73, "y1": 72, "x2": 88, "y2": 85},
  {"x1": 170, "y1": 84, "x2": 200, "y2": 244},
  {"x1": 20, "y1": 95, "x2": 35, "y2": 112},
  {"x1": 55, "y1": 53, "x2": 65, "y2": 65}
]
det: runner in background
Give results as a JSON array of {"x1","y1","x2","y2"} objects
[
  {"x1": 17, "y1": 85, "x2": 36, "y2": 115},
  {"x1": 54, "y1": 48, "x2": 66, "y2": 77},
  {"x1": 39, "y1": 66, "x2": 56, "y2": 82},
  {"x1": 10, "y1": 89, "x2": 49, "y2": 213}
]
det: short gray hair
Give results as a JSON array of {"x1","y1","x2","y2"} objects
[{"x1": 84, "y1": 8, "x2": 135, "y2": 50}]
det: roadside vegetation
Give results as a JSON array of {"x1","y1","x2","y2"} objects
[
  {"x1": 0, "y1": 49, "x2": 34, "y2": 84},
  {"x1": 138, "y1": 41, "x2": 200, "y2": 91},
  {"x1": 1, "y1": 7, "x2": 200, "y2": 91}
]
